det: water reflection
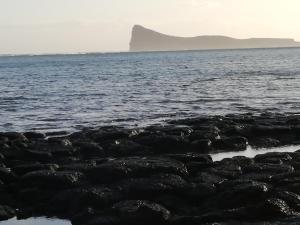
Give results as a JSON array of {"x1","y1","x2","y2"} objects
[
  {"x1": 211, "y1": 145, "x2": 300, "y2": 162},
  {"x1": 0, "y1": 217, "x2": 71, "y2": 225}
]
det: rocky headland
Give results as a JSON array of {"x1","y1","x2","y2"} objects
[
  {"x1": 1, "y1": 113, "x2": 300, "y2": 224},
  {"x1": 130, "y1": 25, "x2": 300, "y2": 52}
]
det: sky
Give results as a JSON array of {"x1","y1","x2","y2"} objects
[{"x1": 1, "y1": 0, "x2": 300, "y2": 54}]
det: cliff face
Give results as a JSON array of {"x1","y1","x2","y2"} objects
[{"x1": 129, "y1": 25, "x2": 300, "y2": 52}]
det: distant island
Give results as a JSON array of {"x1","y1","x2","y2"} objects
[{"x1": 130, "y1": 25, "x2": 300, "y2": 52}]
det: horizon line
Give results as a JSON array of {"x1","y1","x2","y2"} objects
[{"x1": 1, "y1": 46, "x2": 300, "y2": 57}]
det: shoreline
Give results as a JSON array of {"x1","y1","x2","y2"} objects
[{"x1": 1, "y1": 112, "x2": 300, "y2": 224}]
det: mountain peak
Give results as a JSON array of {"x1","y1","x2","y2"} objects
[{"x1": 132, "y1": 24, "x2": 146, "y2": 30}]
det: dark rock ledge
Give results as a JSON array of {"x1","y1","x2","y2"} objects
[{"x1": 1, "y1": 113, "x2": 300, "y2": 224}]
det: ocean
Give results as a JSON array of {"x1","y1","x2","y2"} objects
[{"x1": 1, "y1": 48, "x2": 300, "y2": 133}]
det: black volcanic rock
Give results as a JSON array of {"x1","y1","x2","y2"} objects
[
  {"x1": 0, "y1": 205, "x2": 15, "y2": 221},
  {"x1": 130, "y1": 25, "x2": 300, "y2": 52},
  {"x1": 2, "y1": 113, "x2": 300, "y2": 224}
]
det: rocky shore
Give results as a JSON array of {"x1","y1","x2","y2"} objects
[{"x1": 1, "y1": 113, "x2": 300, "y2": 224}]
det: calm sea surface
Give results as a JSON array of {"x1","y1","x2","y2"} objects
[{"x1": 1, "y1": 48, "x2": 300, "y2": 133}]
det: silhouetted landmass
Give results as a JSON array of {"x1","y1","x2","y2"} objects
[{"x1": 130, "y1": 25, "x2": 300, "y2": 52}]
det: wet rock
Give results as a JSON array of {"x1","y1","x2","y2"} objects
[
  {"x1": 186, "y1": 161, "x2": 214, "y2": 174},
  {"x1": 251, "y1": 125, "x2": 292, "y2": 137},
  {"x1": 74, "y1": 142, "x2": 105, "y2": 158},
  {"x1": 1, "y1": 132, "x2": 27, "y2": 142},
  {"x1": 188, "y1": 126, "x2": 220, "y2": 141},
  {"x1": 0, "y1": 189, "x2": 15, "y2": 207},
  {"x1": 244, "y1": 163, "x2": 294, "y2": 175},
  {"x1": 107, "y1": 140, "x2": 150, "y2": 157},
  {"x1": 17, "y1": 188, "x2": 54, "y2": 205},
  {"x1": 271, "y1": 172, "x2": 300, "y2": 194},
  {"x1": 133, "y1": 134, "x2": 188, "y2": 153},
  {"x1": 90, "y1": 128, "x2": 130, "y2": 144},
  {"x1": 112, "y1": 200, "x2": 170, "y2": 224},
  {"x1": 116, "y1": 174, "x2": 187, "y2": 198},
  {"x1": 211, "y1": 160, "x2": 243, "y2": 179},
  {"x1": 165, "y1": 153, "x2": 213, "y2": 173},
  {"x1": 184, "y1": 182, "x2": 216, "y2": 200},
  {"x1": 250, "y1": 198, "x2": 299, "y2": 219},
  {"x1": 212, "y1": 136, "x2": 248, "y2": 152},
  {"x1": 2, "y1": 113, "x2": 300, "y2": 224},
  {"x1": 28, "y1": 141, "x2": 74, "y2": 158},
  {"x1": 45, "y1": 131, "x2": 69, "y2": 137},
  {"x1": 50, "y1": 187, "x2": 123, "y2": 213},
  {"x1": 0, "y1": 205, "x2": 15, "y2": 221},
  {"x1": 192, "y1": 172, "x2": 227, "y2": 185},
  {"x1": 171, "y1": 208, "x2": 248, "y2": 224},
  {"x1": 24, "y1": 149, "x2": 53, "y2": 162},
  {"x1": 86, "y1": 157, "x2": 188, "y2": 183},
  {"x1": 239, "y1": 172, "x2": 273, "y2": 182},
  {"x1": 21, "y1": 170, "x2": 85, "y2": 189},
  {"x1": 255, "y1": 152, "x2": 293, "y2": 164},
  {"x1": 0, "y1": 153, "x2": 5, "y2": 162},
  {"x1": 231, "y1": 156, "x2": 254, "y2": 167},
  {"x1": 250, "y1": 137, "x2": 281, "y2": 148},
  {"x1": 164, "y1": 153, "x2": 212, "y2": 164},
  {"x1": 59, "y1": 161, "x2": 96, "y2": 172},
  {"x1": 217, "y1": 179, "x2": 269, "y2": 208},
  {"x1": 0, "y1": 167, "x2": 17, "y2": 183},
  {"x1": 84, "y1": 216, "x2": 121, "y2": 225},
  {"x1": 23, "y1": 132, "x2": 46, "y2": 139},
  {"x1": 275, "y1": 191, "x2": 300, "y2": 211},
  {"x1": 190, "y1": 139, "x2": 212, "y2": 153},
  {"x1": 12, "y1": 163, "x2": 59, "y2": 176}
]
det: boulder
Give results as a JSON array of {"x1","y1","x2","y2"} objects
[
  {"x1": 190, "y1": 139, "x2": 212, "y2": 153},
  {"x1": 86, "y1": 157, "x2": 188, "y2": 183},
  {"x1": 0, "y1": 205, "x2": 15, "y2": 221},
  {"x1": 212, "y1": 136, "x2": 248, "y2": 152},
  {"x1": 164, "y1": 153, "x2": 212, "y2": 164},
  {"x1": 249, "y1": 198, "x2": 299, "y2": 219},
  {"x1": 84, "y1": 216, "x2": 121, "y2": 225},
  {"x1": 112, "y1": 200, "x2": 170, "y2": 224},
  {"x1": 0, "y1": 167, "x2": 17, "y2": 183},
  {"x1": 74, "y1": 142, "x2": 105, "y2": 158},
  {"x1": 244, "y1": 163, "x2": 294, "y2": 175},
  {"x1": 90, "y1": 128, "x2": 130, "y2": 143},
  {"x1": 107, "y1": 140, "x2": 150, "y2": 157},
  {"x1": 255, "y1": 152, "x2": 293, "y2": 164},
  {"x1": 21, "y1": 170, "x2": 85, "y2": 189},
  {"x1": 12, "y1": 163, "x2": 59, "y2": 176},
  {"x1": 250, "y1": 137, "x2": 281, "y2": 148},
  {"x1": 217, "y1": 179, "x2": 269, "y2": 208},
  {"x1": 23, "y1": 132, "x2": 46, "y2": 139},
  {"x1": 49, "y1": 187, "x2": 123, "y2": 213},
  {"x1": 115, "y1": 174, "x2": 187, "y2": 198},
  {"x1": 133, "y1": 134, "x2": 188, "y2": 153},
  {"x1": 24, "y1": 149, "x2": 53, "y2": 162}
]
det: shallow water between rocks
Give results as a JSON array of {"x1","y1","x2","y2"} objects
[
  {"x1": 0, "y1": 217, "x2": 71, "y2": 225},
  {"x1": 211, "y1": 145, "x2": 300, "y2": 162}
]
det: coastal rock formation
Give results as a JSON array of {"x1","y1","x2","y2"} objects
[
  {"x1": 130, "y1": 25, "x2": 300, "y2": 52},
  {"x1": 1, "y1": 113, "x2": 300, "y2": 224}
]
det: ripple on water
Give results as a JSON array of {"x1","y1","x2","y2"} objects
[{"x1": 1, "y1": 48, "x2": 300, "y2": 132}]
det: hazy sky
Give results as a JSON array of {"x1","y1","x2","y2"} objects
[{"x1": 1, "y1": 0, "x2": 300, "y2": 54}]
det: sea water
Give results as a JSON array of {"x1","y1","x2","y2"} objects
[
  {"x1": 0, "y1": 217, "x2": 71, "y2": 225},
  {"x1": 1, "y1": 48, "x2": 300, "y2": 133}
]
